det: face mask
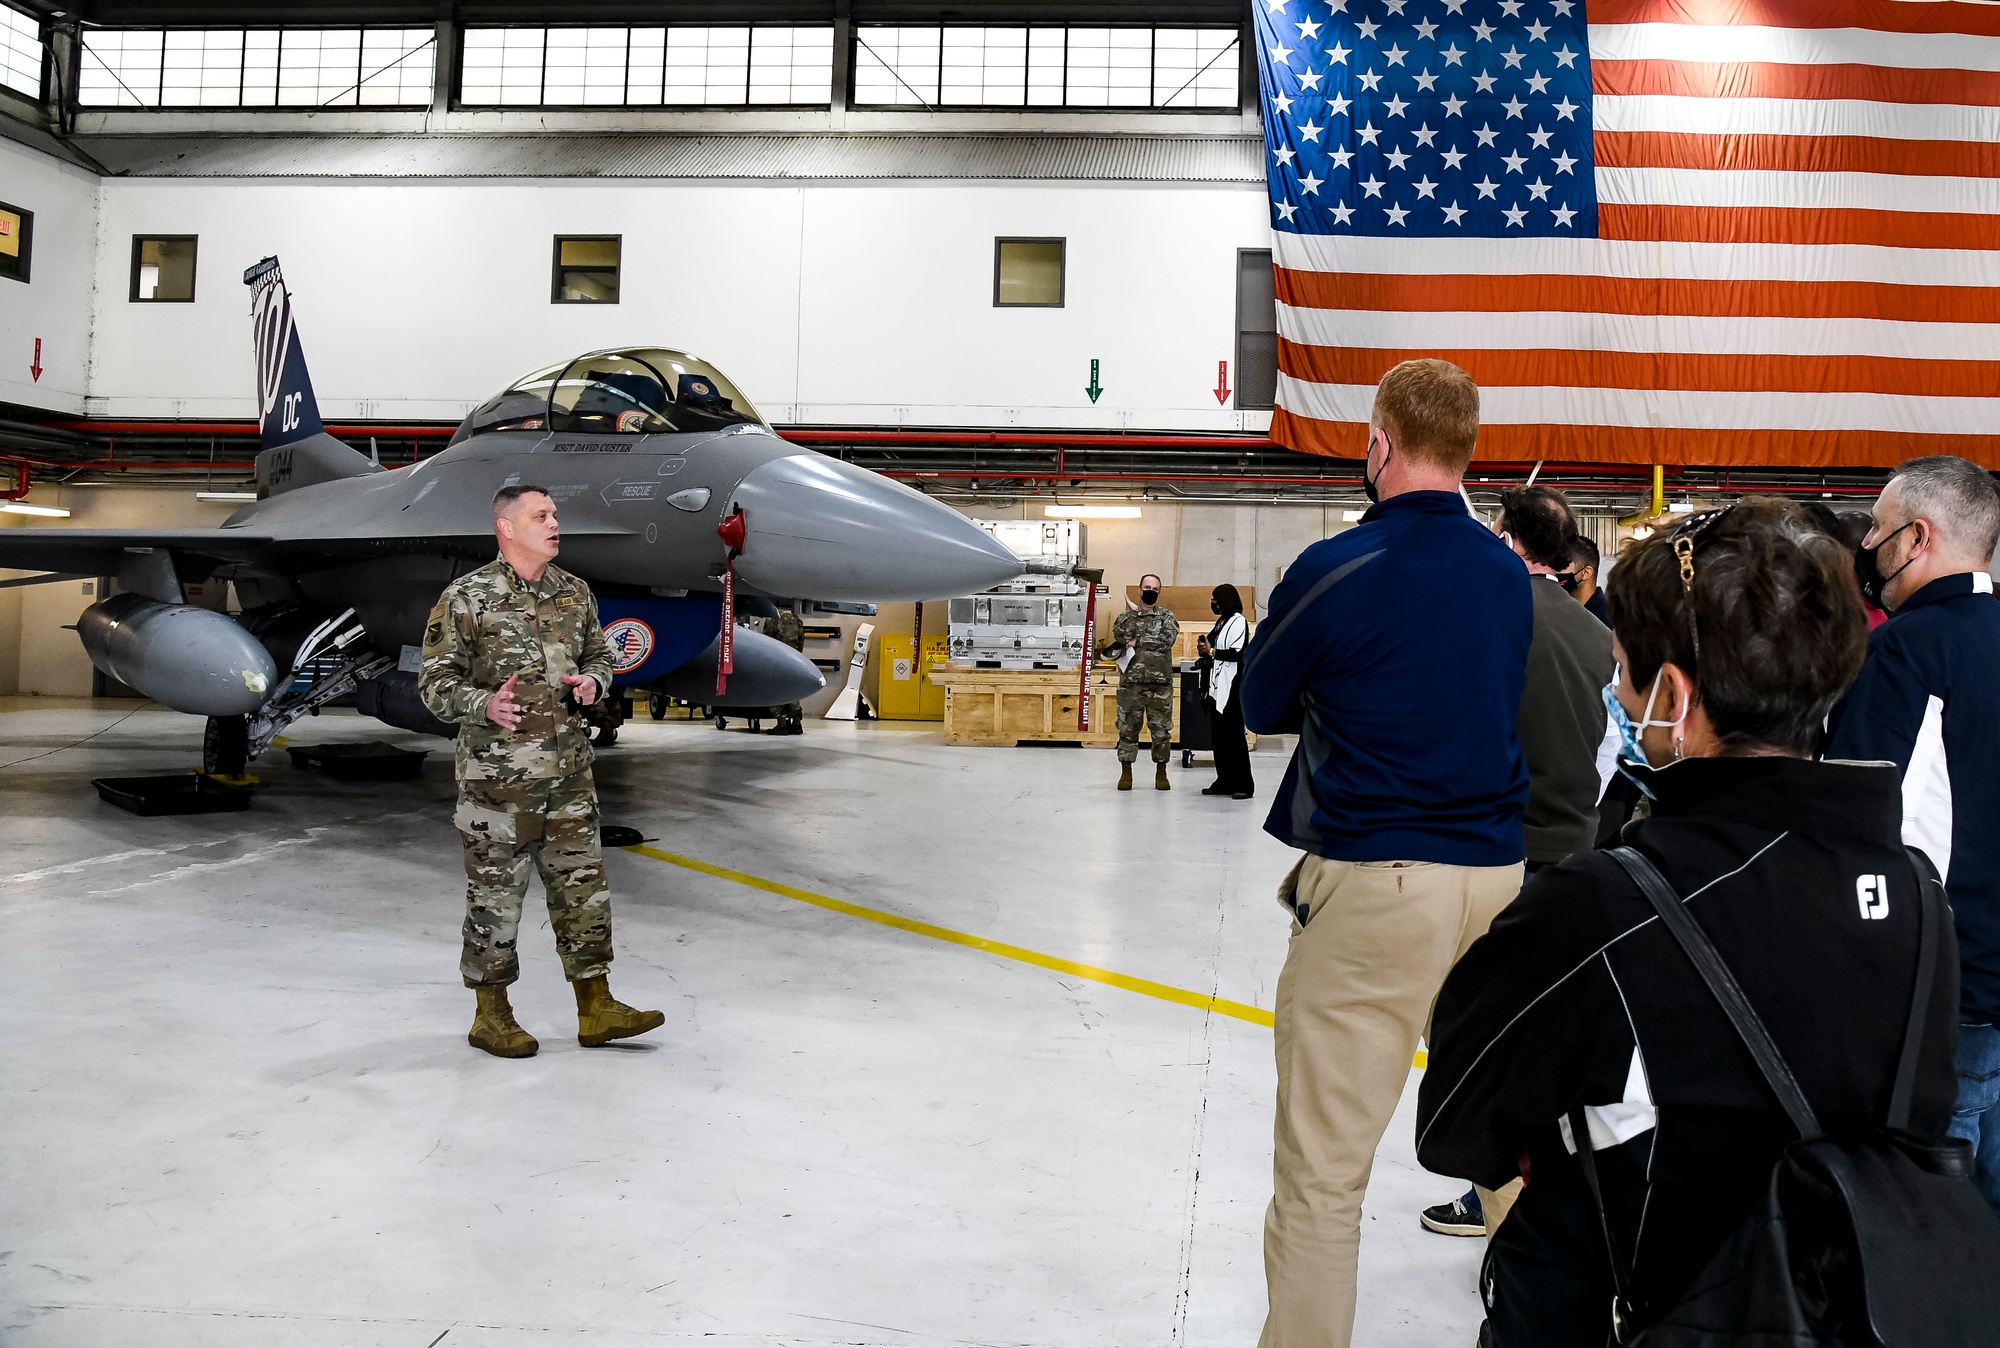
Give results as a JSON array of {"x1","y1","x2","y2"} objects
[
  {"x1": 1363, "y1": 431, "x2": 1391, "y2": 505},
  {"x1": 1210, "y1": 602, "x2": 1220, "y2": 615},
  {"x1": 1602, "y1": 666, "x2": 1687, "y2": 772},
  {"x1": 1557, "y1": 572, "x2": 1583, "y2": 594},
  {"x1": 1141, "y1": 589, "x2": 1160, "y2": 605},
  {"x1": 1855, "y1": 521, "x2": 1915, "y2": 609}
]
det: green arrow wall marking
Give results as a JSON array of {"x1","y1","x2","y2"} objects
[{"x1": 1085, "y1": 358, "x2": 1103, "y2": 404}]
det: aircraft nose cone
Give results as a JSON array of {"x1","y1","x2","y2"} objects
[{"x1": 730, "y1": 453, "x2": 1024, "y2": 602}]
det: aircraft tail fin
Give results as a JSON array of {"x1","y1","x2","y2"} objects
[{"x1": 244, "y1": 255, "x2": 379, "y2": 496}]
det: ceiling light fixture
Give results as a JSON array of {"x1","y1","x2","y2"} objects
[
  {"x1": 0, "y1": 501, "x2": 71, "y2": 517},
  {"x1": 1045, "y1": 504, "x2": 1142, "y2": 519},
  {"x1": 196, "y1": 491, "x2": 259, "y2": 502}
]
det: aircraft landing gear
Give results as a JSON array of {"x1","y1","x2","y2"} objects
[
  {"x1": 204, "y1": 715, "x2": 250, "y2": 776},
  {"x1": 648, "y1": 693, "x2": 667, "y2": 721}
]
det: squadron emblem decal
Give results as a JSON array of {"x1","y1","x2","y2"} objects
[{"x1": 603, "y1": 619, "x2": 655, "y2": 675}]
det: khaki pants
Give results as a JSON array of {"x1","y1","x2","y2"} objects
[{"x1": 1261, "y1": 853, "x2": 1524, "y2": 1348}]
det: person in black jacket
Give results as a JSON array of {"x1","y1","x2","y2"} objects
[
  {"x1": 1825, "y1": 456, "x2": 2000, "y2": 1217},
  {"x1": 1415, "y1": 497, "x2": 1960, "y2": 1346},
  {"x1": 1196, "y1": 583, "x2": 1254, "y2": 799}
]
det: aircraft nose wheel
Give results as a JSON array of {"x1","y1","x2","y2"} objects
[{"x1": 204, "y1": 715, "x2": 250, "y2": 776}]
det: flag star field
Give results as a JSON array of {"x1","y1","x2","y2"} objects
[{"x1": 1259, "y1": 0, "x2": 1597, "y2": 237}]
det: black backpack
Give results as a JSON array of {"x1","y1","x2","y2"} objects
[{"x1": 1564, "y1": 846, "x2": 2000, "y2": 1347}]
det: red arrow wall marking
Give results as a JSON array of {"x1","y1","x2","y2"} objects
[
  {"x1": 30, "y1": 338, "x2": 43, "y2": 383},
  {"x1": 1213, "y1": 360, "x2": 1230, "y2": 406}
]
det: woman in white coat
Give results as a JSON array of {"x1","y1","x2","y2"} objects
[{"x1": 1198, "y1": 583, "x2": 1254, "y2": 799}]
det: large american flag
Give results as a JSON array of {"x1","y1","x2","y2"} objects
[{"x1": 1255, "y1": 0, "x2": 2000, "y2": 468}]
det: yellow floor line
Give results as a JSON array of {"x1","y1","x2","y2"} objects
[{"x1": 623, "y1": 843, "x2": 1430, "y2": 1070}]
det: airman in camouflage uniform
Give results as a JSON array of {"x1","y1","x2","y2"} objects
[
  {"x1": 764, "y1": 607, "x2": 807, "y2": 735},
  {"x1": 419, "y1": 484, "x2": 665, "y2": 1059},
  {"x1": 1101, "y1": 573, "x2": 1181, "y2": 791}
]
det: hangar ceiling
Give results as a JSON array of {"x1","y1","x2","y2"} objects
[{"x1": 16, "y1": 2, "x2": 1247, "y2": 25}]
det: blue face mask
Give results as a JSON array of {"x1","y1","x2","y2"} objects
[
  {"x1": 1603, "y1": 678, "x2": 1646, "y2": 766},
  {"x1": 1602, "y1": 666, "x2": 1686, "y2": 796}
]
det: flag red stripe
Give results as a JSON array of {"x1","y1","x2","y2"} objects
[
  {"x1": 1272, "y1": 267, "x2": 2000, "y2": 323},
  {"x1": 1599, "y1": 203, "x2": 2000, "y2": 248},
  {"x1": 1277, "y1": 338, "x2": 1999, "y2": 397},
  {"x1": 1593, "y1": 58, "x2": 2000, "y2": 108},
  {"x1": 1270, "y1": 408, "x2": 2000, "y2": 468},
  {"x1": 1595, "y1": 129, "x2": 2000, "y2": 178},
  {"x1": 1586, "y1": 0, "x2": 2000, "y2": 38}
]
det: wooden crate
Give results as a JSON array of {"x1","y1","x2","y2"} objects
[{"x1": 928, "y1": 664, "x2": 1121, "y2": 748}]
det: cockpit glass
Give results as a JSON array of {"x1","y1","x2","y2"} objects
[
  {"x1": 448, "y1": 347, "x2": 765, "y2": 445},
  {"x1": 550, "y1": 355, "x2": 677, "y2": 435},
  {"x1": 454, "y1": 361, "x2": 564, "y2": 443}
]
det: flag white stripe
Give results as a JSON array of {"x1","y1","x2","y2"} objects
[
  {"x1": 1595, "y1": 94, "x2": 2000, "y2": 142},
  {"x1": 1595, "y1": 166, "x2": 2000, "y2": 214},
  {"x1": 1276, "y1": 375, "x2": 2000, "y2": 435},
  {"x1": 1276, "y1": 304, "x2": 1995, "y2": 360},
  {"x1": 1587, "y1": 21, "x2": 2000, "y2": 73},
  {"x1": 1272, "y1": 232, "x2": 2000, "y2": 287}
]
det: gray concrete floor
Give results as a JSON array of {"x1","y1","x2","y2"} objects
[{"x1": 0, "y1": 697, "x2": 1483, "y2": 1347}]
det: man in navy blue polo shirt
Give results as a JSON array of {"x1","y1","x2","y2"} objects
[
  {"x1": 1827, "y1": 454, "x2": 2000, "y2": 1216},
  {"x1": 1241, "y1": 359, "x2": 1532, "y2": 1348}
]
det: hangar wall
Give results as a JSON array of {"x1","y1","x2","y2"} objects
[
  {"x1": 0, "y1": 137, "x2": 99, "y2": 416},
  {"x1": 80, "y1": 175, "x2": 1268, "y2": 432}
]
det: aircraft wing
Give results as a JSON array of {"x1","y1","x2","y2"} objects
[{"x1": 0, "y1": 528, "x2": 277, "y2": 577}]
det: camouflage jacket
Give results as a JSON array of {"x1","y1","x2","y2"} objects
[
  {"x1": 418, "y1": 559, "x2": 616, "y2": 784},
  {"x1": 765, "y1": 610, "x2": 805, "y2": 651},
  {"x1": 1109, "y1": 606, "x2": 1180, "y2": 685}
]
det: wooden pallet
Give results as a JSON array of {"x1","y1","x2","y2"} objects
[{"x1": 928, "y1": 664, "x2": 1122, "y2": 748}]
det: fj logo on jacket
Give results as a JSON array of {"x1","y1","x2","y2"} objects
[{"x1": 1857, "y1": 874, "x2": 1891, "y2": 920}]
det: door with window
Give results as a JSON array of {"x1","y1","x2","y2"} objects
[{"x1": 1235, "y1": 249, "x2": 1277, "y2": 411}]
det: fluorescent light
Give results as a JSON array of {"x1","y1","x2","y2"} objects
[
  {"x1": 196, "y1": 491, "x2": 259, "y2": 502},
  {"x1": 0, "y1": 501, "x2": 70, "y2": 517},
  {"x1": 1045, "y1": 504, "x2": 1142, "y2": 519},
  {"x1": 1341, "y1": 509, "x2": 1366, "y2": 522},
  {"x1": 1668, "y1": 500, "x2": 1696, "y2": 514},
  {"x1": 1631, "y1": 525, "x2": 1655, "y2": 540}
]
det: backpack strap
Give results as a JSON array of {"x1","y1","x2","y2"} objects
[
  {"x1": 1607, "y1": 847, "x2": 1823, "y2": 1141},
  {"x1": 1567, "y1": 1106, "x2": 1638, "y2": 1344},
  {"x1": 1887, "y1": 847, "x2": 1945, "y2": 1131}
]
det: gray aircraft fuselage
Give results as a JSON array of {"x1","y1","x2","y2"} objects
[{"x1": 227, "y1": 423, "x2": 1020, "y2": 657}]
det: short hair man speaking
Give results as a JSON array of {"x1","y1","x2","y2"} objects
[{"x1": 418, "y1": 484, "x2": 665, "y2": 1058}]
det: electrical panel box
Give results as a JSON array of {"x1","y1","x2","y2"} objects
[{"x1": 975, "y1": 518, "x2": 1085, "y2": 570}]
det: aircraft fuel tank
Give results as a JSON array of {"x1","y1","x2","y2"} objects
[
  {"x1": 653, "y1": 625, "x2": 825, "y2": 708},
  {"x1": 77, "y1": 593, "x2": 277, "y2": 717}
]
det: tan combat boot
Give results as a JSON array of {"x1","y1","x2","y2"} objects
[
  {"x1": 468, "y1": 985, "x2": 538, "y2": 1059},
  {"x1": 1117, "y1": 763, "x2": 1133, "y2": 791},
  {"x1": 574, "y1": 976, "x2": 666, "y2": 1047},
  {"x1": 1155, "y1": 764, "x2": 1172, "y2": 791}
]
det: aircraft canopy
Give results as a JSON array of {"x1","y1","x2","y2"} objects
[{"x1": 452, "y1": 348, "x2": 764, "y2": 444}]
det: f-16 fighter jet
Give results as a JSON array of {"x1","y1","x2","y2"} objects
[{"x1": 0, "y1": 256, "x2": 1025, "y2": 771}]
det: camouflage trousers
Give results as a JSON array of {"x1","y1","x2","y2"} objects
[
  {"x1": 1116, "y1": 679, "x2": 1175, "y2": 765},
  {"x1": 455, "y1": 768, "x2": 613, "y2": 988},
  {"x1": 773, "y1": 701, "x2": 803, "y2": 732}
]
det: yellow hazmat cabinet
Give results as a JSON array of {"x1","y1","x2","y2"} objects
[{"x1": 874, "y1": 635, "x2": 950, "y2": 720}]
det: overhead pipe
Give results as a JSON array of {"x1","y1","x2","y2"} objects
[{"x1": 1, "y1": 455, "x2": 30, "y2": 501}]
